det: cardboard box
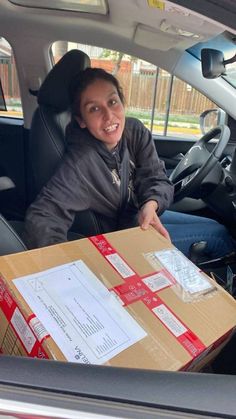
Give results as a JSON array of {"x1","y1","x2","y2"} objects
[{"x1": 0, "y1": 226, "x2": 236, "y2": 371}]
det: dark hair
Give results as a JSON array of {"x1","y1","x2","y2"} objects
[{"x1": 69, "y1": 67, "x2": 125, "y2": 117}]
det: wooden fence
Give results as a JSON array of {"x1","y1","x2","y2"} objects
[
  {"x1": 0, "y1": 57, "x2": 216, "y2": 115},
  {"x1": 0, "y1": 58, "x2": 20, "y2": 101},
  {"x1": 117, "y1": 70, "x2": 215, "y2": 115}
]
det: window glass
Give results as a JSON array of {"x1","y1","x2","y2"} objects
[
  {"x1": 0, "y1": 37, "x2": 23, "y2": 118},
  {"x1": 151, "y1": 69, "x2": 170, "y2": 136},
  {"x1": 224, "y1": 61, "x2": 236, "y2": 88},
  {"x1": 52, "y1": 41, "x2": 217, "y2": 140},
  {"x1": 166, "y1": 76, "x2": 217, "y2": 139}
]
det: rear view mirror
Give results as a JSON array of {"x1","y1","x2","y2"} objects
[
  {"x1": 201, "y1": 48, "x2": 236, "y2": 79},
  {"x1": 201, "y1": 49, "x2": 225, "y2": 79}
]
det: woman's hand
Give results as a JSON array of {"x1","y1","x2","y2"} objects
[{"x1": 138, "y1": 200, "x2": 171, "y2": 241}]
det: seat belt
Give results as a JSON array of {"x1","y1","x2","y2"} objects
[{"x1": 119, "y1": 146, "x2": 130, "y2": 214}]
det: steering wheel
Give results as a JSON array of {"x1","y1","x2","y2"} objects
[{"x1": 169, "y1": 125, "x2": 231, "y2": 202}]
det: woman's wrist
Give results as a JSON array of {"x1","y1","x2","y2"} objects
[{"x1": 141, "y1": 200, "x2": 159, "y2": 212}]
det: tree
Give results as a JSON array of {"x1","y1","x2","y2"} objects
[{"x1": 101, "y1": 49, "x2": 125, "y2": 75}]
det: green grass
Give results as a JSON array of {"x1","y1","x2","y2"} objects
[{"x1": 126, "y1": 109, "x2": 199, "y2": 125}]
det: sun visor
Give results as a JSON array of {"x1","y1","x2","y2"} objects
[
  {"x1": 134, "y1": 24, "x2": 177, "y2": 51},
  {"x1": 134, "y1": 23, "x2": 203, "y2": 51}
]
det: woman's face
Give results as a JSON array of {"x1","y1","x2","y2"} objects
[{"x1": 76, "y1": 79, "x2": 125, "y2": 150}]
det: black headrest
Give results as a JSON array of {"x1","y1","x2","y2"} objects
[{"x1": 37, "y1": 49, "x2": 90, "y2": 111}]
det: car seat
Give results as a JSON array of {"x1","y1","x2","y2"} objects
[
  {"x1": 27, "y1": 48, "x2": 116, "y2": 238},
  {"x1": 28, "y1": 49, "x2": 90, "y2": 204},
  {"x1": 0, "y1": 50, "x2": 93, "y2": 256},
  {"x1": 0, "y1": 213, "x2": 26, "y2": 255}
]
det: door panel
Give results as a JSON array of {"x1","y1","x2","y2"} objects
[
  {"x1": 154, "y1": 135, "x2": 195, "y2": 173},
  {"x1": 0, "y1": 117, "x2": 27, "y2": 220},
  {"x1": 154, "y1": 134, "x2": 236, "y2": 172}
]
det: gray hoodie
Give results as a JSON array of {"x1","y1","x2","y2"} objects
[{"x1": 24, "y1": 117, "x2": 174, "y2": 248}]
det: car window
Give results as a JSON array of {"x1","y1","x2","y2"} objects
[
  {"x1": 224, "y1": 61, "x2": 236, "y2": 88},
  {"x1": 167, "y1": 76, "x2": 218, "y2": 139},
  {"x1": 0, "y1": 37, "x2": 23, "y2": 119},
  {"x1": 52, "y1": 41, "x2": 217, "y2": 140}
]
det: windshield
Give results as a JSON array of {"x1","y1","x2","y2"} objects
[{"x1": 224, "y1": 61, "x2": 236, "y2": 88}]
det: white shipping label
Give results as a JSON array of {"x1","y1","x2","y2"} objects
[
  {"x1": 13, "y1": 260, "x2": 146, "y2": 364},
  {"x1": 29, "y1": 316, "x2": 49, "y2": 342},
  {"x1": 152, "y1": 304, "x2": 187, "y2": 337},
  {"x1": 11, "y1": 307, "x2": 36, "y2": 353},
  {"x1": 105, "y1": 253, "x2": 135, "y2": 278},
  {"x1": 155, "y1": 249, "x2": 213, "y2": 294},
  {"x1": 142, "y1": 272, "x2": 172, "y2": 292}
]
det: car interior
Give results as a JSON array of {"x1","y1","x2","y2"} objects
[
  {"x1": 0, "y1": 5, "x2": 234, "y2": 270},
  {"x1": 0, "y1": 3, "x2": 234, "y2": 291},
  {"x1": 1, "y1": 1, "x2": 236, "y2": 416}
]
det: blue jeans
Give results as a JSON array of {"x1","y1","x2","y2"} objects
[{"x1": 160, "y1": 211, "x2": 235, "y2": 259}]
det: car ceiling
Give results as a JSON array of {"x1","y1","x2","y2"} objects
[
  {"x1": 0, "y1": 0, "x2": 232, "y2": 65},
  {"x1": 171, "y1": 0, "x2": 236, "y2": 31}
]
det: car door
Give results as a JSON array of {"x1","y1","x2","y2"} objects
[{"x1": 0, "y1": 37, "x2": 27, "y2": 222}]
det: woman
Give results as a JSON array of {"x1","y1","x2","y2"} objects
[{"x1": 23, "y1": 68, "x2": 234, "y2": 259}]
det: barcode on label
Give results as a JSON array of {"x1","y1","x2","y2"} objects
[{"x1": 105, "y1": 253, "x2": 135, "y2": 278}]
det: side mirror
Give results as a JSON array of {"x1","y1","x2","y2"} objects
[
  {"x1": 199, "y1": 109, "x2": 226, "y2": 135},
  {"x1": 201, "y1": 48, "x2": 236, "y2": 79}
]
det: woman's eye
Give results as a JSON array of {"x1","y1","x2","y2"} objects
[
  {"x1": 89, "y1": 106, "x2": 99, "y2": 113},
  {"x1": 110, "y1": 99, "x2": 117, "y2": 106}
]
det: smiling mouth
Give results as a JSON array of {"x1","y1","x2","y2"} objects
[{"x1": 104, "y1": 123, "x2": 119, "y2": 133}]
